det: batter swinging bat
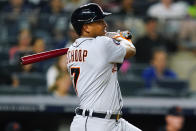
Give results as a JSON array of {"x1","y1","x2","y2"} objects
[
  {"x1": 20, "y1": 48, "x2": 69, "y2": 65},
  {"x1": 20, "y1": 31, "x2": 132, "y2": 65}
]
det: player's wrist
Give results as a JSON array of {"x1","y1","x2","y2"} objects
[{"x1": 118, "y1": 38, "x2": 135, "y2": 49}]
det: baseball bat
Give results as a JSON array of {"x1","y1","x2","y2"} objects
[{"x1": 20, "y1": 48, "x2": 69, "y2": 65}]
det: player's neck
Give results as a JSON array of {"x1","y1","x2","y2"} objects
[
  {"x1": 80, "y1": 36, "x2": 94, "y2": 38},
  {"x1": 81, "y1": 34, "x2": 96, "y2": 38},
  {"x1": 81, "y1": 31, "x2": 97, "y2": 38}
]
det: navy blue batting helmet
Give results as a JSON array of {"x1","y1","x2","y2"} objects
[{"x1": 71, "y1": 3, "x2": 111, "y2": 36}]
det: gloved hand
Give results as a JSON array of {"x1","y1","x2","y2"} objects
[
  {"x1": 120, "y1": 31, "x2": 132, "y2": 40},
  {"x1": 105, "y1": 30, "x2": 132, "y2": 40}
]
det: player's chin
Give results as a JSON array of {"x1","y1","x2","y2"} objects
[
  {"x1": 101, "y1": 29, "x2": 107, "y2": 36},
  {"x1": 98, "y1": 32, "x2": 106, "y2": 36},
  {"x1": 97, "y1": 29, "x2": 106, "y2": 36}
]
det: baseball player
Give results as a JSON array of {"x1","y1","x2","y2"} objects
[{"x1": 67, "y1": 3, "x2": 141, "y2": 131}]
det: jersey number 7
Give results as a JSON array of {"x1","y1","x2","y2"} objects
[{"x1": 71, "y1": 67, "x2": 80, "y2": 94}]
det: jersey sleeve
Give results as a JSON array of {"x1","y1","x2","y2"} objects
[{"x1": 97, "y1": 36, "x2": 126, "y2": 63}]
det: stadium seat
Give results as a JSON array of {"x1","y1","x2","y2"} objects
[
  {"x1": 127, "y1": 63, "x2": 149, "y2": 77},
  {"x1": 155, "y1": 79, "x2": 189, "y2": 97},
  {"x1": 0, "y1": 62, "x2": 21, "y2": 73},
  {"x1": 17, "y1": 73, "x2": 46, "y2": 87},
  {"x1": 119, "y1": 78, "x2": 145, "y2": 96},
  {"x1": 0, "y1": 85, "x2": 36, "y2": 95},
  {"x1": 156, "y1": 79, "x2": 188, "y2": 90},
  {"x1": 137, "y1": 87, "x2": 179, "y2": 97},
  {"x1": 0, "y1": 50, "x2": 9, "y2": 63}
]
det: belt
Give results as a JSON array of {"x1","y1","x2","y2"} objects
[{"x1": 75, "y1": 108, "x2": 122, "y2": 121}]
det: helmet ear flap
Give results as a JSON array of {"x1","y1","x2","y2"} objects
[{"x1": 72, "y1": 23, "x2": 84, "y2": 36}]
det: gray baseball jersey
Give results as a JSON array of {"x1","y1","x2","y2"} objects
[{"x1": 67, "y1": 36, "x2": 126, "y2": 113}]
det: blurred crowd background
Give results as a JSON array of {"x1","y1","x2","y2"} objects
[{"x1": 0, "y1": 0, "x2": 196, "y2": 131}]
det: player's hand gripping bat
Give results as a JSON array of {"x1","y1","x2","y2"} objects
[{"x1": 106, "y1": 30, "x2": 132, "y2": 40}]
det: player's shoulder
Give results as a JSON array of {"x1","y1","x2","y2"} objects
[
  {"x1": 96, "y1": 36, "x2": 111, "y2": 42},
  {"x1": 96, "y1": 36, "x2": 120, "y2": 45},
  {"x1": 67, "y1": 44, "x2": 73, "y2": 51},
  {"x1": 70, "y1": 38, "x2": 95, "y2": 48}
]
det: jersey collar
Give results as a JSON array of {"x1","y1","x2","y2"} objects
[{"x1": 72, "y1": 38, "x2": 94, "y2": 47}]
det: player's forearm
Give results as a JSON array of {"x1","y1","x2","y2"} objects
[
  {"x1": 110, "y1": 31, "x2": 136, "y2": 58},
  {"x1": 125, "y1": 45, "x2": 136, "y2": 59},
  {"x1": 119, "y1": 39, "x2": 136, "y2": 59}
]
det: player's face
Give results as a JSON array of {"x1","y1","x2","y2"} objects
[{"x1": 86, "y1": 19, "x2": 107, "y2": 37}]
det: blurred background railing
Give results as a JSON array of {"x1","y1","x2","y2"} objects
[{"x1": 1, "y1": 0, "x2": 196, "y2": 130}]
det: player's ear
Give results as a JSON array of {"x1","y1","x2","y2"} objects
[{"x1": 83, "y1": 24, "x2": 90, "y2": 34}]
